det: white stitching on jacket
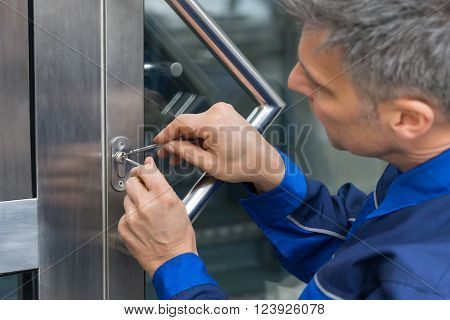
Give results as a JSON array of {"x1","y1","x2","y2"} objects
[{"x1": 287, "y1": 215, "x2": 346, "y2": 240}]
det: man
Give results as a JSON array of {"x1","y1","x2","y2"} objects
[{"x1": 118, "y1": 0, "x2": 450, "y2": 299}]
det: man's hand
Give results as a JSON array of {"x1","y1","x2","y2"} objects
[
  {"x1": 155, "y1": 102, "x2": 285, "y2": 193},
  {"x1": 118, "y1": 157, "x2": 197, "y2": 276}
]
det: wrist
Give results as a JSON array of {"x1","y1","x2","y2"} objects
[
  {"x1": 251, "y1": 147, "x2": 285, "y2": 194},
  {"x1": 147, "y1": 250, "x2": 198, "y2": 277}
]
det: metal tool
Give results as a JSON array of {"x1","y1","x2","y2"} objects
[
  {"x1": 124, "y1": 157, "x2": 141, "y2": 167},
  {"x1": 126, "y1": 144, "x2": 160, "y2": 156},
  {"x1": 126, "y1": 135, "x2": 190, "y2": 157}
]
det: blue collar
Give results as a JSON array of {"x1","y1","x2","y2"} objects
[{"x1": 367, "y1": 149, "x2": 450, "y2": 219}]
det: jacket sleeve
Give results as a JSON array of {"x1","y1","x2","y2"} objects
[
  {"x1": 152, "y1": 253, "x2": 227, "y2": 300},
  {"x1": 239, "y1": 151, "x2": 368, "y2": 283}
]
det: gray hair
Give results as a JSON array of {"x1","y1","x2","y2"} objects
[{"x1": 280, "y1": 0, "x2": 450, "y2": 117}]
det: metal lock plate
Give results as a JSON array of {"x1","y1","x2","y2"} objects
[{"x1": 111, "y1": 136, "x2": 131, "y2": 191}]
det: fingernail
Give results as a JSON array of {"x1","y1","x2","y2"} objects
[
  {"x1": 145, "y1": 156, "x2": 154, "y2": 165},
  {"x1": 154, "y1": 132, "x2": 162, "y2": 142}
]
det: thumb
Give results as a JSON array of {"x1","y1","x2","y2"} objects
[{"x1": 164, "y1": 140, "x2": 215, "y2": 172}]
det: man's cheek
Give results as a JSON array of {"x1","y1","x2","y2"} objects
[{"x1": 312, "y1": 102, "x2": 334, "y2": 128}]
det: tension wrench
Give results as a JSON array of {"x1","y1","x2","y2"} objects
[{"x1": 124, "y1": 157, "x2": 141, "y2": 167}]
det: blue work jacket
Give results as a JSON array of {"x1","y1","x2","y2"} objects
[{"x1": 152, "y1": 149, "x2": 450, "y2": 300}]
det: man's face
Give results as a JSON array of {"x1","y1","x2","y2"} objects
[{"x1": 288, "y1": 27, "x2": 391, "y2": 158}]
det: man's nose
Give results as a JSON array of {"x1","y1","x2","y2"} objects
[{"x1": 288, "y1": 63, "x2": 313, "y2": 97}]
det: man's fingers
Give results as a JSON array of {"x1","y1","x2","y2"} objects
[
  {"x1": 136, "y1": 157, "x2": 173, "y2": 194},
  {"x1": 154, "y1": 114, "x2": 207, "y2": 144},
  {"x1": 157, "y1": 147, "x2": 170, "y2": 159},
  {"x1": 164, "y1": 140, "x2": 214, "y2": 171},
  {"x1": 125, "y1": 176, "x2": 149, "y2": 207},
  {"x1": 144, "y1": 156, "x2": 155, "y2": 165},
  {"x1": 129, "y1": 167, "x2": 139, "y2": 178},
  {"x1": 157, "y1": 149, "x2": 182, "y2": 166},
  {"x1": 123, "y1": 195, "x2": 137, "y2": 216}
]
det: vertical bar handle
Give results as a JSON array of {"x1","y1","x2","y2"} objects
[{"x1": 164, "y1": 0, "x2": 286, "y2": 222}]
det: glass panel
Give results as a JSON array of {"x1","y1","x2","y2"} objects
[
  {"x1": 144, "y1": 0, "x2": 386, "y2": 299},
  {"x1": 0, "y1": 270, "x2": 38, "y2": 300}
]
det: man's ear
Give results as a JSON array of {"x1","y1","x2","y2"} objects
[{"x1": 378, "y1": 98, "x2": 435, "y2": 140}]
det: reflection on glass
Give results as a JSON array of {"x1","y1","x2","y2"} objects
[{"x1": 144, "y1": 0, "x2": 385, "y2": 299}]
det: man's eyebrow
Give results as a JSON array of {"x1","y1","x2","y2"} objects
[{"x1": 299, "y1": 61, "x2": 327, "y2": 90}]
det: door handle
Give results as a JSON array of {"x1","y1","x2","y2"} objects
[{"x1": 164, "y1": 0, "x2": 286, "y2": 222}]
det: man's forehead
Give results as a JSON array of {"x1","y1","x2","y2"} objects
[{"x1": 298, "y1": 28, "x2": 347, "y2": 84}]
